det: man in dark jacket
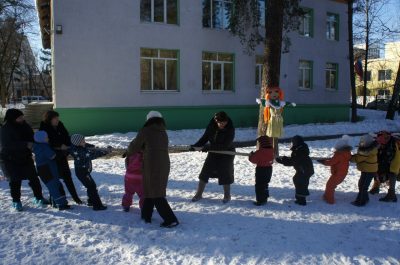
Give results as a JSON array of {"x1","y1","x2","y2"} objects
[
  {"x1": 276, "y1": 135, "x2": 314, "y2": 206},
  {"x1": 0, "y1": 109, "x2": 46, "y2": 211},
  {"x1": 191, "y1": 111, "x2": 235, "y2": 203},
  {"x1": 39, "y1": 110, "x2": 82, "y2": 204}
]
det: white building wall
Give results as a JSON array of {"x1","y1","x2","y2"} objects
[{"x1": 52, "y1": 0, "x2": 349, "y2": 108}]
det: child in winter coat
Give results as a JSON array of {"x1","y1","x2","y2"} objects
[
  {"x1": 32, "y1": 131, "x2": 71, "y2": 210},
  {"x1": 350, "y1": 134, "x2": 378, "y2": 207},
  {"x1": 318, "y1": 135, "x2": 352, "y2": 204},
  {"x1": 373, "y1": 131, "x2": 398, "y2": 202},
  {"x1": 248, "y1": 136, "x2": 274, "y2": 206},
  {"x1": 276, "y1": 135, "x2": 314, "y2": 206},
  {"x1": 122, "y1": 150, "x2": 144, "y2": 211},
  {"x1": 69, "y1": 134, "x2": 110, "y2": 211}
]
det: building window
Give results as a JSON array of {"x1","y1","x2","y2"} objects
[
  {"x1": 326, "y1": 63, "x2": 338, "y2": 90},
  {"x1": 366, "y1": 70, "x2": 371, "y2": 81},
  {"x1": 140, "y1": 0, "x2": 178, "y2": 24},
  {"x1": 202, "y1": 52, "x2": 234, "y2": 91},
  {"x1": 326, "y1": 13, "x2": 339, "y2": 41},
  {"x1": 140, "y1": 48, "x2": 179, "y2": 91},
  {"x1": 299, "y1": 8, "x2": 313, "y2": 37},
  {"x1": 202, "y1": 0, "x2": 232, "y2": 29},
  {"x1": 378, "y1": 69, "x2": 392, "y2": 81},
  {"x1": 255, "y1": 55, "x2": 263, "y2": 87},
  {"x1": 298, "y1": 60, "x2": 313, "y2": 90}
]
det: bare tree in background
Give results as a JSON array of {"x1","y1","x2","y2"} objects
[
  {"x1": 353, "y1": 0, "x2": 391, "y2": 107},
  {"x1": 0, "y1": 0, "x2": 35, "y2": 107}
]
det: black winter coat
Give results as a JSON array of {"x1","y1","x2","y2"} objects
[
  {"x1": 377, "y1": 137, "x2": 396, "y2": 175},
  {"x1": 193, "y1": 118, "x2": 235, "y2": 185},
  {"x1": 0, "y1": 121, "x2": 37, "y2": 181},
  {"x1": 279, "y1": 142, "x2": 314, "y2": 178}
]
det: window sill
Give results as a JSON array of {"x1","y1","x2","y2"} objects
[
  {"x1": 202, "y1": 90, "x2": 235, "y2": 94},
  {"x1": 298, "y1": 88, "x2": 312, "y2": 91},
  {"x1": 299, "y1": 34, "x2": 313, "y2": 39},
  {"x1": 325, "y1": 88, "x2": 338, "y2": 92},
  {"x1": 140, "y1": 21, "x2": 180, "y2": 27},
  {"x1": 202, "y1": 27, "x2": 231, "y2": 32},
  {"x1": 141, "y1": 90, "x2": 180, "y2": 94}
]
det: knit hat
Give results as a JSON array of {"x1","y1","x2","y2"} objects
[
  {"x1": 146, "y1": 111, "x2": 162, "y2": 121},
  {"x1": 70, "y1": 134, "x2": 85, "y2": 146},
  {"x1": 257, "y1": 136, "x2": 273, "y2": 148},
  {"x1": 334, "y1": 135, "x2": 351, "y2": 150},
  {"x1": 292, "y1": 135, "x2": 304, "y2": 147},
  {"x1": 34, "y1": 131, "x2": 48, "y2": 143},
  {"x1": 359, "y1": 134, "x2": 375, "y2": 148},
  {"x1": 376, "y1": 131, "x2": 391, "y2": 145},
  {"x1": 4, "y1": 109, "x2": 24, "y2": 123}
]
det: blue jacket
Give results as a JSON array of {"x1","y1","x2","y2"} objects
[
  {"x1": 33, "y1": 143, "x2": 59, "y2": 177},
  {"x1": 69, "y1": 145, "x2": 108, "y2": 173}
]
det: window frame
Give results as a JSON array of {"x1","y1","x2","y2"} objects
[
  {"x1": 378, "y1": 69, "x2": 392, "y2": 81},
  {"x1": 298, "y1": 60, "x2": 313, "y2": 90},
  {"x1": 299, "y1": 7, "x2": 314, "y2": 38},
  {"x1": 255, "y1": 55, "x2": 263, "y2": 88},
  {"x1": 326, "y1": 12, "x2": 339, "y2": 41},
  {"x1": 140, "y1": 0, "x2": 179, "y2": 25},
  {"x1": 140, "y1": 48, "x2": 180, "y2": 92},
  {"x1": 325, "y1": 62, "x2": 339, "y2": 91},
  {"x1": 202, "y1": 0, "x2": 233, "y2": 30},
  {"x1": 202, "y1": 51, "x2": 235, "y2": 92}
]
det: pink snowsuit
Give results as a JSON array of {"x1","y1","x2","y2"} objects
[{"x1": 122, "y1": 153, "x2": 144, "y2": 209}]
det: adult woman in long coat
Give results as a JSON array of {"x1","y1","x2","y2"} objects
[
  {"x1": 39, "y1": 111, "x2": 82, "y2": 204},
  {"x1": 191, "y1": 111, "x2": 235, "y2": 203},
  {"x1": 126, "y1": 111, "x2": 178, "y2": 228},
  {"x1": 0, "y1": 109, "x2": 46, "y2": 211}
]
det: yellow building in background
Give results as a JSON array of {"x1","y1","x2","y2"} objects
[{"x1": 356, "y1": 42, "x2": 400, "y2": 97}]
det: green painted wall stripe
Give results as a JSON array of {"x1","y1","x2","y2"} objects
[{"x1": 56, "y1": 104, "x2": 349, "y2": 136}]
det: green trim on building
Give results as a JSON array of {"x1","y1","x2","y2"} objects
[{"x1": 56, "y1": 104, "x2": 349, "y2": 136}]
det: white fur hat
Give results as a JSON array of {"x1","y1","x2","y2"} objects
[
  {"x1": 146, "y1": 111, "x2": 162, "y2": 121},
  {"x1": 334, "y1": 135, "x2": 351, "y2": 150},
  {"x1": 359, "y1": 134, "x2": 375, "y2": 147}
]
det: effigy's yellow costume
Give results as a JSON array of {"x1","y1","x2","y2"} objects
[{"x1": 257, "y1": 87, "x2": 295, "y2": 153}]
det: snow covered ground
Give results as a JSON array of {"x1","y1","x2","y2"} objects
[
  {"x1": 86, "y1": 109, "x2": 400, "y2": 148},
  {"x1": 0, "y1": 137, "x2": 399, "y2": 264}
]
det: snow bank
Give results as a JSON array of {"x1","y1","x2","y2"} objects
[{"x1": 86, "y1": 109, "x2": 400, "y2": 149}]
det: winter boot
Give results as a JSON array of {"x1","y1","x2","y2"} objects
[
  {"x1": 222, "y1": 185, "x2": 231, "y2": 203},
  {"x1": 192, "y1": 180, "x2": 206, "y2": 202},
  {"x1": 160, "y1": 220, "x2": 179, "y2": 228},
  {"x1": 379, "y1": 175, "x2": 398, "y2": 202},
  {"x1": 295, "y1": 195, "x2": 306, "y2": 206},
  {"x1": 253, "y1": 201, "x2": 266, "y2": 206},
  {"x1": 369, "y1": 179, "x2": 380, "y2": 195},
  {"x1": 93, "y1": 205, "x2": 107, "y2": 211},
  {"x1": 12, "y1": 201, "x2": 23, "y2": 212},
  {"x1": 33, "y1": 198, "x2": 47, "y2": 208},
  {"x1": 59, "y1": 204, "x2": 72, "y2": 211},
  {"x1": 123, "y1": 206, "x2": 130, "y2": 212},
  {"x1": 379, "y1": 192, "x2": 398, "y2": 202}
]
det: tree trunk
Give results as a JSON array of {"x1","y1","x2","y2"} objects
[
  {"x1": 348, "y1": 0, "x2": 358, "y2": 122},
  {"x1": 362, "y1": 0, "x2": 370, "y2": 108},
  {"x1": 257, "y1": 0, "x2": 284, "y2": 136},
  {"x1": 386, "y1": 62, "x2": 400, "y2": 120}
]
